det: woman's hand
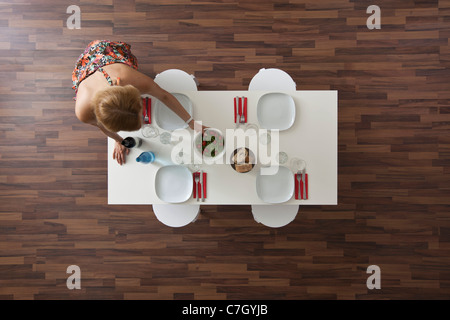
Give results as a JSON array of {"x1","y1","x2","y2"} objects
[
  {"x1": 113, "y1": 140, "x2": 129, "y2": 165},
  {"x1": 189, "y1": 119, "x2": 209, "y2": 133}
]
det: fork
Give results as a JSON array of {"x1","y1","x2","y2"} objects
[
  {"x1": 300, "y1": 169, "x2": 305, "y2": 199},
  {"x1": 194, "y1": 173, "x2": 200, "y2": 201},
  {"x1": 235, "y1": 97, "x2": 242, "y2": 128},
  {"x1": 144, "y1": 97, "x2": 149, "y2": 124},
  {"x1": 296, "y1": 171, "x2": 303, "y2": 200},
  {"x1": 240, "y1": 97, "x2": 245, "y2": 124},
  {"x1": 295, "y1": 173, "x2": 301, "y2": 200}
]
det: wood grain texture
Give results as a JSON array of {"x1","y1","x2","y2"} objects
[{"x1": 0, "y1": 0, "x2": 450, "y2": 300}]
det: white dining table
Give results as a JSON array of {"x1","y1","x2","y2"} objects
[{"x1": 108, "y1": 90, "x2": 337, "y2": 205}]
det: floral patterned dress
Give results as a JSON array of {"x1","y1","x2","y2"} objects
[{"x1": 72, "y1": 40, "x2": 138, "y2": 97}]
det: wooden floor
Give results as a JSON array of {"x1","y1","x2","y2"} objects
[{"x1": 0, "y1": 0, "x2": 450, "y2": 300}]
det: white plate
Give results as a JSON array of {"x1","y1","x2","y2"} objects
[
  {"x1": 256, "y1": 166, "x2": 294, "y2": 203},
  {"x1": 155, "y1": 93, "x2": 193, "y2": 131},
  {"x1": 257, "y1": 92, "x2": 295, "y2": 130},
  {"x1": 155, "y1": 165, "x2": 192, "y2": 203}
]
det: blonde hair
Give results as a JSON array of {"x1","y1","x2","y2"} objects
[{"x1": 93, "y1": 84, "x2": 142, "y2": 132}]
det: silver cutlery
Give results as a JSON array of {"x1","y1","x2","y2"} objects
[
  {"x1": 296, "y1": 169, "x2": 306, "y2": 200},
  {"x1": 235, "y1": 97, "x2": 241, "y2": 128},
  {"x1": 200, "y1": 170, "x2": 204, "y2": 202},
  {"x1": 194, "y1": 173, "x2": 200, "y2": 201},
  {"x1": 301, "y1": 169, "x2": 305, "y2": 199},
  {"x1": 144, "y1": 97, "x2": 149, "y2": 124},
  {"x1": 234, "y1": 96, "x2": 247, "y2": 126},
  {"x1": 296, "y1": 172, "x2": 301, "y2": 200}
]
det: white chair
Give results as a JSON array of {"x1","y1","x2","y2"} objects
[
  {"x1": 152, "y1": 204, "x2": 200, "y2": 227},
  {"x1": 248, "y1": 68, "x2": 296, "y2": 91},
  {"x1": 251, "y1": 205, "x2": 299, "y2": 228},
  {"x1": 249, "y1": 68, "x2": 298, "y2": 228},
  {"x1": 152, "y1": 69, "x2": 200, "y2": 227},
  {"x1": 154, "y1": 69, "x2": 199, "y2": 91}
]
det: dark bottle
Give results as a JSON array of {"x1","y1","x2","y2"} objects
[{"x1": 121, "y1": 137, "x2": 142, "y2": 148}]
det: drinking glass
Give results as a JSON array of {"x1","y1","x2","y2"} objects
[
  {"x1": 174, "y1": 151, "x2": 184, "y2": 165},
  {"x1": 188, "y1": 163, "x2": 201, "y2": 172},
  {"x1": 277, "y1": 151, "x2": 288, "y2": 165},
  {"x1": 141, "y1": 125, "x2": 159, "y2": 138},
  {"x1": 245, "y1": 123, "x2": 259, "y2": 136},
  {"x1": 259, "y1": 131, "x2": 271, "y2": 145},
  {"x1": 290, "y1": 157, "x2": 306, "y2": 172},
  {"x1": 160, "y1": 131, "x2": 172, "y2": 144}
]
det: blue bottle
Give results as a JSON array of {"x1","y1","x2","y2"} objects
[{"x1": 136, "y1": 151, "x2": 155, "y2": 164}]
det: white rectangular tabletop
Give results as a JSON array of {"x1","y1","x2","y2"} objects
[{"x1": 108, "y1": 90, "x2": 337, "y2": 205}]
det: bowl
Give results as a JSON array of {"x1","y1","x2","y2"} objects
[
  {"x1": 193, "y1": 128, "x2": 225, "y2": 160},
  {"x1": 230, "y1": 147, "x2": 256, "y2": 173}
]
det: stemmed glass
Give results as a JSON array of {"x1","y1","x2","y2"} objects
[
  {"x1": 277, "y1": 151, "x2": 288, "y2": 165},
  {"x1": 290, "y1": 157, "x2": 306, "y2": 172},
  {"x1": 259, "y1": 131, "x2": 271, "y2": 145},
  {"x1": 141, "y1": 125, "x2": 159, "y2": 138},
  {"x1": 159, "y1": 131, "x2": 172, "y2": 144}
]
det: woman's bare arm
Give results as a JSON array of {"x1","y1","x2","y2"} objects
[{"x1": 125, "y1": 69, "x2": 195, "y2": 128}]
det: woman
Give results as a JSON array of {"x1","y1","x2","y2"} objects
[{"x1": 72, "y1": 40, "x2": 200, "y2": 165}]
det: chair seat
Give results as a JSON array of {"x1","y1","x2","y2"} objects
[
  {"x1": 152, "y1": 204, "x2": 200, "y2": 227},
  {"x1": 251, "y1": 205, "x2": 299, "y2": 228},
  {"x1": 248, "y1": 68, "x2": 296, "y2": 91},
  {"x1": 154, "y1": 69, "x2": 198, "y2": 91}
]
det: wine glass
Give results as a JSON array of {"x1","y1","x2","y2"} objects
[
  {"x1": 141, "y1": 125, "x2": 159, "y2": 138},
  {"x1": 277, "y1": 151, "x2": 288, "y2": 165},
  {"x1": 290, "y1": 157, "x2": 306, "y2": 172},
  {"x1": 245, "y1": 123, "x2": 259, "y2": 136},
  {"x1": 159, "y1": 131, "x2": 172, "y2": 144},
  {"x1": 259, "y1": 131, "x2": 271, "y2": 145}
]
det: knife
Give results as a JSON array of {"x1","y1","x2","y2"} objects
[
  {"x1": 244, "y1": 97, "x2": 247, "y2": 123},
  {"x1": 305, "y1": 173, "x2": 308, "y2": 199},
  {"x1": 148, "y1": 97, "x2": 152, "y2": 124},
  {"x1": 234, "y1": 97, "x2": 237, "y2": 123},
  {"x1": 193, "y1": 172, "x2": 197, "y2": 199},
  {"x1": 238, "y1": 96, "x2": 242, "y2": 121},
  {"x1": 142, "y1": 98, "x2": 146, "y2": 121},
  {"x1": 198, "y1": 172, "x2": 202, "y2": 201},
  {"x1": 203, "y1": 172, "x2": 207, "y2": 201},
  {"x1": 201, "y1": 170, "x2": 205, "y2": 202},
  {"x1": 300, "y1": 172, "x2": 304, "y2": 200}
]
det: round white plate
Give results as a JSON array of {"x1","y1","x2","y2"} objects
[
  {"x1": 257, "y1": 92, "x2": 295, "y2": 130},
  {"x1": 155, "y1": 93, "x2": 193, "y2": 131},
  {"x1": 155, "y1": 165, "x2": 192, "y2": 203},
  {"x1": 256, "y1": 166, "x2": 294, "y2": 203}
]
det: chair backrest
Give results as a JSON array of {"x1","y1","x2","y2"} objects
[
  {"x1": 152, "y1": 204, "x2": 200, "y2": 228},
  {"x1": 251, "y1": 205, "x2": 299, "y2": 228},
  {"x1": 154, "y1": 69, "x2": 198, "y2": 91},
  {"x1": 248, "y1": 68, "x2": 296, "y2": 91}
]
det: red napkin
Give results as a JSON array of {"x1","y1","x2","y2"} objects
[
  {"x1": 244, "y1": 97, "x2": 247, "y2": 122},
  {"x1": 203, "y1": 172, "x2": 207, "y2": 198}
]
